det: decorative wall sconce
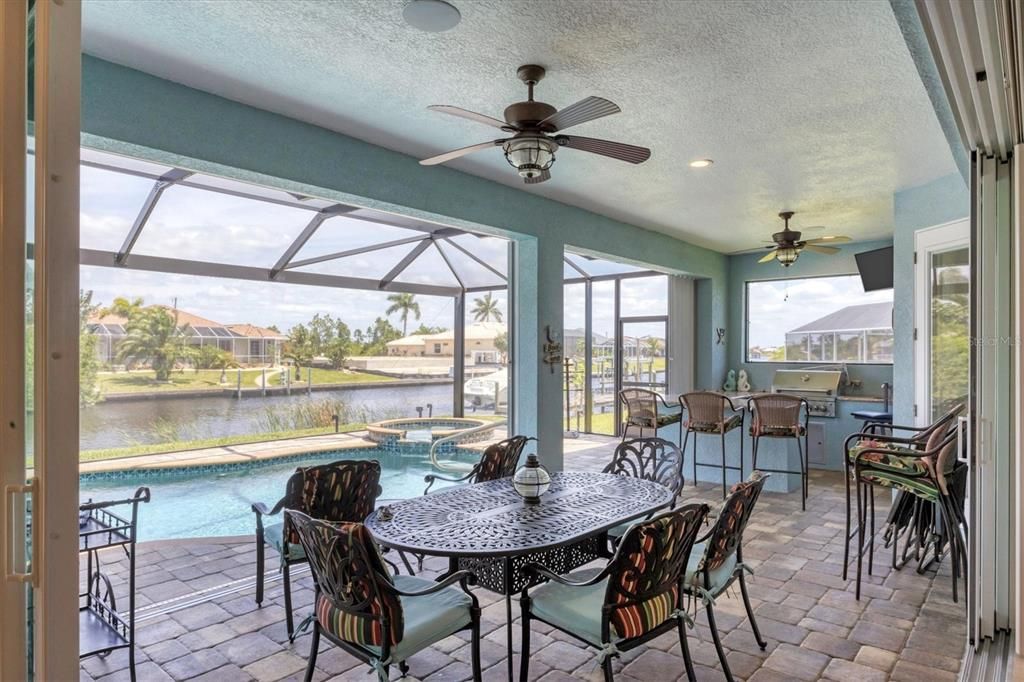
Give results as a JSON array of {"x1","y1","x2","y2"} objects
[{"x1": 543, "y1": 325, "x2": 562, "y2": 373}]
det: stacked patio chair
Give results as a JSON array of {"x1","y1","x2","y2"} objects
[
  {"x1": 618, "y1": 388, "x2": 681, "y2": 440},
  {"x1": 286, "y1": 510, "x2": 482, "y2": 682},
  {"x1": 679, "y1": 391, "x2": 746, "y2": 498},
  {"x1": 520, "y1": 504, "x2": 710, "y2": 682},
  {"x1": 748, "y1": 393, "x2": 810, "y2": 510},
  {"x1": 252, "y1": 459, "x2": 382, "y2": 639},
  {"x1": 602, "y1": 437, "x2": 685, "y2": 547},
  {"x1": 683, "y1": 471, "x2": 770, "y2": 682},
  {"x1": 844, "y1": 406, "x2": 967, "y2": 601}
]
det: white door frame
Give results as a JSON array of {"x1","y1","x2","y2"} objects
[{"x1": 913, "y1": 218, "x2": 969, "y2": 426}]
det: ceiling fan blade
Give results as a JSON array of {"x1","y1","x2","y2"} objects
[
  {"x1": 427, "y1": 105, "x2": 514, "y2": 130},
  {"x1": 758, "y1": 251, "x2": 778, "y2": 263},
  {"x1": 556, "y1": 135, "x2": 651, "y2": 164},
  {"x1": 420, "y1": 139, "x2": 506, "y2": 166},
  {"x1": 802, "y1": 244, "x2": 840, "y2": 255},
  {"x1": 539, "y1": 96, "x2": 620, "y2": 132},
  {"x1": 523, "y1": 169, "x2": 550, "y2": 185},
  {"x1": 804, "y1": 235, "x2": 851, "y2": 245}
]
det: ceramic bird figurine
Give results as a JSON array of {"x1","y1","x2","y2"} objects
[
  {"x1": 737, "y1": 369, "x2": 751, "y2": 392},
  {"x1": 722, "y1": 369, "x2": 737, "y2": 392}
]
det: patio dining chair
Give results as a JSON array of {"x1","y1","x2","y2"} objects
[
  {"x1": 252, "y1": 459, "x2": 382, "y2": 639},
  {"x1": 423, "y1": 434, "x2": 532, "y2": 494},
  {"x1": 602, "y1": 437, "x2": 685, "y2": 546},
  {"x1": 683, "y1": 471, "x2": 770, "y2": 682},
  {"x1": 841, "y1": 404, "x2": 965, "y2": 587},
  {"x1": 618, "y1": 388, "x2": 681, "y2": 441},
  {"x1": 520, "y1": 503, "x2": 710, "y2": 682},
  {"x1": 679, "y1": 391, "x2": 746, "y2": 499},
  {"x1": 748, "y1": 393, "x2": 809, "y2": 510},
  {"x1": 286, "y1": 510, "x2": 482, "y2": 682},
  {"x1": 846, "y1": 411, "x2": 967, "y2": 601}
]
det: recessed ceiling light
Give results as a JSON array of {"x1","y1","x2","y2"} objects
[
  {"x1": 689, "y1": 158, "x2": 713, "y2": 168},
  {"x1": 403, "y1": 0, "x2": 462, "y2": 33}
]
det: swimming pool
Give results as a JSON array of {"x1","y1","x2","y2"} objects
[{"x1": 78, "y1": 446, "x2": 481, "y2": 541}]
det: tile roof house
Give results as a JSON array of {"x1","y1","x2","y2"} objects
[{"x1": 88, "y1": 307, "x2": 288, "y2": 366}]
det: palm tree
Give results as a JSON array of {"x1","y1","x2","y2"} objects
[
  {"x1": 385, "y1": 293, "x2": 421, "y2": 336},
  {"x1": 115, "y1": 307, "x2": 192, "y2": 381},
  {"x1": 472, "y1": 292, "x2": 503, "y2": 323}
]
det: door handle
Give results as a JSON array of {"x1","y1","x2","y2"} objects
[
  {"x1": 4, "y1": 478, "x2": 37, "y2": 585},
  {"x1": 957, "y1": 415, "x2": 970, "y2": 465}
]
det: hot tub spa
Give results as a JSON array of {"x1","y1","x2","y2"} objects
[{"x1": 366, "y1": 417, "x2": 496, "y2": 446}]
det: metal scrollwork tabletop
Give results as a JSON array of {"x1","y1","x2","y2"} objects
[{"x1": 365, "y1": 471, "x2": 674, "y2": 558}]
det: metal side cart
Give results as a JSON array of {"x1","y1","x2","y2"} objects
[{"x1": 79, "y1": 486, "x2": 150, "y2": 681}]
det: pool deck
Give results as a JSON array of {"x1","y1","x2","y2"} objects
[
  {"x1": 77, "y1": 427, "x2": 615, "y2": 475},
  {"x1": 79, "y1": 434, "x2": 966, "y2": 682}
]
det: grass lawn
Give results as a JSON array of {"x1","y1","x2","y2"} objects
[
  {"x1": 99, "y1": 367, "x2": 395, "y2": 395},
  {"x1": 98, "y1": 369, "x2": 265, "y2": 394},
  {"x1": 565, "y1": 411, "x2": 619, "y2": 435},
  {"x1": 74, "y1": 424, "x2": 367, "y2": 464}
]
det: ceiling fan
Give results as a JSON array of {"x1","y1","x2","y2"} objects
[
  {"x1": 419, "y1": 64, "x2": 651, "y2": 184},
  {"x1": 759, "y1": 211, "x2": 851, "y2": 267}
]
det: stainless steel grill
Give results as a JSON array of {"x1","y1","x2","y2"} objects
[{"x1": 770, "y1": 367, "x2": 846, "y2": 418}]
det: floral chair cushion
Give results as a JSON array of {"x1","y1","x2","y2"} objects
[
  {"x1": 685, "y1": 413, "x2": 742, "y2": 434},
  {"x1": 750, "y1": 424, "x2": 806, "y2": 437},
  {"x1": 847, "y1": 438, "x2": 951, "y2": 502}
]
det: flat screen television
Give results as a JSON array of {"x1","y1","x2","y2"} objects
[{"x1": 855, "y1": 246, "x2": 894, "y2": 291}]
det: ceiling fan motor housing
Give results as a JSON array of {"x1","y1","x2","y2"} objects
[{"x1": 504, "y1": 101, "x2": 558, "y2": 130}]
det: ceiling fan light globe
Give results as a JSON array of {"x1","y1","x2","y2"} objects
[
  {"x1": 776, "y1": 247, "x2": 799, "y2": 266},
  {"x1": 504, "y1": 137, "x2": 556, "y2": 177}
]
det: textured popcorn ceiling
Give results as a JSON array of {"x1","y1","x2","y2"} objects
[{"x1": 81, "y1": 0, "x2": 956, "y2": 253}]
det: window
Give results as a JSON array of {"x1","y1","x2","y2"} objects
[{"x1": 746, "y1": 274, "x2": 893, "y2": 364}]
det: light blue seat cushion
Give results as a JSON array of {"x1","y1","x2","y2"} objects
[
  {"x1": 369, "y1": 575, "x2": 473, "y2": 662},
  {"x1": 683, "y1": 542, "x2": 737, "y2": 596},
  {"x1": 262, "y1": 522, "x2": 304, "y2": 560},
  {"x1": 528, "y1": 568, "x2": 617, "y2": 647}
]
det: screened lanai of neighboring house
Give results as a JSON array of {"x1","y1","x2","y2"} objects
[{"x1": 783, "y1": 300, "x2": 894, "y2": 363}]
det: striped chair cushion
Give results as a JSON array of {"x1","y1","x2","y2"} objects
[
  {"x1": 310, "y1": 522, "x2": 402, "y2": 647},
  {"x1": 609, "y1": 515, "x2": 680, "y2": 640}
]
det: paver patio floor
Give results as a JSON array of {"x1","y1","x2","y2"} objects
[{"x1": 79, "y1": 437, "x2": 966, "y2": 681}]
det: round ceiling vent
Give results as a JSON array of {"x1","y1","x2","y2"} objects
[{"x1": 403, "y1": 0, "x2": 461, "y2": 33}]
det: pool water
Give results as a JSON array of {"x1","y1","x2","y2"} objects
[{"x1": 78, "y1": 446, "x2": 479, "y2": 541}]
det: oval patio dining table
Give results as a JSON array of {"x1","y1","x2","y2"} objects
[{"x1": 365, "y1": 471, "x2": 675, "y2": 680}]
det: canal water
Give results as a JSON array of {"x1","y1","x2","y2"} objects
[{"x1": 77, "y1": 382, "x2": 458, "y2": 451}]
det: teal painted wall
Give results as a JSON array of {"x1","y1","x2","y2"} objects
[
  {"x1": 726, "y1": 239, "x2": 895, "y2": 397},
  {"x1": 79, "y1": 56, "x2": 729, "y2": 468},
  {"x1": 892, "y1": 172, "x2": 969, "y2": 425}
]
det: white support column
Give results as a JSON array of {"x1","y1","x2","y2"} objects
[
  {"x1": 32, "y1": 1, "x2": 81, "y2": 678},
  {"x1": 667, "y1": 275, "x2": 695, "y2": 397}
]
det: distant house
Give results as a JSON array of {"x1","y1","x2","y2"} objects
[
  {"x1": 386, "y1": 323, "x2": 504, "y2": 364},
  {"x1": 784, "y1": 302, "x2": 894, "y2": 363},
  {"x1": 89, "y1": 307, "x2": 288, "y2": 366}
]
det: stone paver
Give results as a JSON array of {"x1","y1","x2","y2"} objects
[{"x1": 79, "y1": 436, "x2": 966, "y2": 681}]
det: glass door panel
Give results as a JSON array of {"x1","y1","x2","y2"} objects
[
  {"x1": 617, "y1": 317, "x2": 669, "y2": 434},
  {"x1": 589, "y1": 281, "x2": 617, "y2": 435},
  {"x1": 928, "y1": 247, "x2": 970, "y2": 420}
]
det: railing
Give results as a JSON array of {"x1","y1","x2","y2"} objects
[{"x1": 428, "y1": 419, "x2": 507, "y2": 473}]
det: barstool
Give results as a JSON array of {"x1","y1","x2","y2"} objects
[
  {"x1": 679, "y1": 391, "x2": 745, "y2": 499},
  {"x1": 748, "y1": 394, "x2": 809, "y2": 510}
]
